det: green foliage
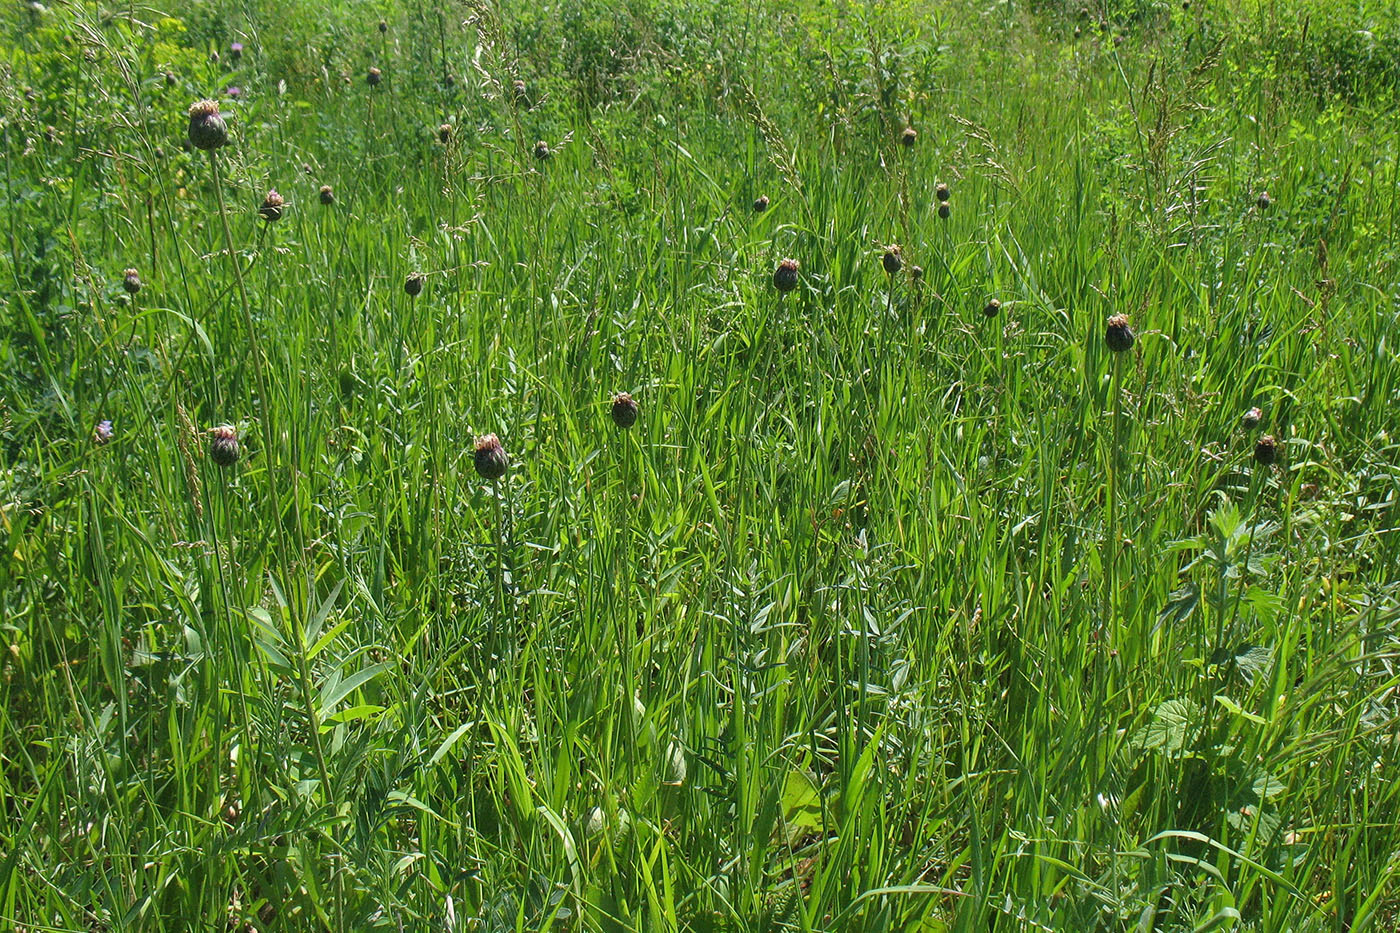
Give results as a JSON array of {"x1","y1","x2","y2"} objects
[{"x1": 1, "y1": 0, "x2": 1399, "y2": 930}]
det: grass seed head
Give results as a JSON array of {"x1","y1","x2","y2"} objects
[
  {"x1": 1105, "y1": 313, "x2": 1135, "y2": 352},
  {"x1": 187, "y1": 99, "x2": 228, "y2": 150},
  {"x1": 209, "y1": 425, "x2": 240, "y2": 467},
  {"x1": 259, "y1": 189, "x2": 284, "y2": 222},
  {"x1": 319, "y1": 184, "x2": 334, "y2": 205},
  {"x1": 773, "y1": 258, "x2": 799, "y2": 293},
  {"x1": 1242, "y1": 406, "x2": 1262, "y2": 430},
  {"x1": 404, "y1": 273, "x2": 424, "y2": 297},
  {"x1": 474, "y1": 434, "x2": 508, "y2": 481},
  {"x1": 882, "y1": 245, "x2": 902, "y2": 275},
  {"x1": 1254, "y1": 434, "x2": 1278, "y2": 465},
  {"x1": 611, "y1": 392, "x2": 639, "y2": 429},
  {"x1": 122, "y1": 268, "x2": 141, "y2": 294}
]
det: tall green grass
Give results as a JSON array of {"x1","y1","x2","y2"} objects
[{"x1": 1, "y1": 0, "x2": 1398, "y2": 929}]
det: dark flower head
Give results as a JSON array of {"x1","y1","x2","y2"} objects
[
  {"x1": 1256, "y1": 191, "x2": 1271, "y2": 210},
  {"x1": 983, "y1": 298, "x2": 1001, "y2": 317},
  {"x1": 259, "y1": 189, "x2": 284, "y2": 222},
  {"x1": 937, "y1": 201, "x2": 951, "y2": 219},
  {"x1": 935, "y1": 182, "x2": 950, "y2": 202},
  {"x1": 901, "y1": 126, "x2": 917, "y2": 147},
  {"x1": 533, "y1": 140, "x2": 551, "y2": 160},
  {"x1": 882, "y1": 245, "x2": 902, "y2": 276},
  {"x1": 512, "y1": 79, "x2": 527, "y2": 100},
  {"x1": 229, "y1": 42, "x2": 243, "y2": 60},
  {"x1": 165, "y1": 70, "x2": 177, "y2": 87},
  {"x1": 404, "y1": 273, "x2": 424, "y2": 297},
  {"x1": 94, "y1": 420, "x2": 114, "y2": 445},
  {"x1": 187, "y1": 99, "x2": 228, "y2": 150},
  {"x1": 910, "y1": 265, "x2": 924, "y2": 281},
  {"x1": 1242, "y1": 406, "x2": 1263, "y2": 430},
  {"x1": 43, "y1": 125, "x2": 56, "y2": 143},
  {"x1": 1104, "y1": 313, "x2": 1135, "y2": 352},
  {"x1": 753, "y1": 195, "x2": 769, "y2": 213},
  {"x1": 122, "y1": 268, "x2": 141, "y2": 295},
  {"x1": 378, "y1": 19, "x2": 387, "y2": 33},
  {"x1": 473, "y1": 434, "x2": 508, "y2": 481},
  {"x1": 611, "y1": 392, "x2": 639, "y2": 429},
  {"x1": 319, "y1": 184, "x2": 334, "y2": 205},
  {"x1": 367, "y1": 67, "x2": 382, "y2": 87},
  {"x1": 209, "y1": 425, "x2": 240, "y2": 466},
  {"x1": 773, "y1": 258, "x2": 799, "y2": 293},
  {"x1": 439, "y1": 123, "x2": 452, "y2": 144},
  {"x1": 1254, "y1": 434, "x2": 1278, "y2": 466}
]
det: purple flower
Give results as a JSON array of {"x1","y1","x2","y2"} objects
[
  {"x1": 229, "y1": 42, "x2": 243, "y2": 59},
  {"x1": 224, "y1": 85, "x2": 242, "y2": 98},
  {"x1": 94, "y1": 420, "x2": 113, "y2": 444}
]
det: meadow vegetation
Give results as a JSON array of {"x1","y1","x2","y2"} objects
[{"x1": 1, "y1": 0, "x2": 1399, "y2": 929}]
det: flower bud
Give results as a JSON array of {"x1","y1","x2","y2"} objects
[
  {"x1": 1241, "y1": 407, "x2": 1262, "y2": 430},
  {"x1": 259, "y1": 189, "x2": 284, "y2": 222},
  {"x1": 1253, "y1": 435, "x2": 1278, "y2": 466},
  {"x1": 210, "y1": 425, "x2": 240, "y2": 466},
  {"x1": 1104, "y1": 313, "x2": 1135, "y2": 353},
  {"x1": 882, "y1": 245, "x2": 902, "y2": 275},
  {"x1": 773, "y1": 258, "x2": 799, "y2": 293},
  {"x1": 404, "y1": 273, "x2": 424, "y2": 297},
  {"x1": 122, "y1": 268, "x2": 141, "y2": 294},
  {"x1": 473, "y1": 434, "x2": 508, "y2": 480},
  {"x1": 611, "y1": 392, "x2": 639, "y2": 429},
  {"x1": 319, "y1": 184, "x2": 334, "y2": 205},
  {"x1": 187, "y1": 99, "x2": 228, "y2": 150}
]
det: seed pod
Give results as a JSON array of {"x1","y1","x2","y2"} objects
[
  {"x1": 187, "y1": 99, "x2": 228, "y2": 150},
  {"x1": 259, "y1": 189, "x2": 284, "y2": 222},
  {"x1": 533, "y1": 140, "x2": 551, "y2": 160},
  {"x1": 753, "y1": 195, "x2": 769, "y2": 213},
  {"x1": 937, "y1": 202, "x2": 951, "y2": 219},
  {"x1": 122, "y1": 268, "x2": 141, "y2": 295},
  {"x1": 935, "y1": 182, "x2": 950, "y2": 202},
  {"x1": 367, "y1": 67, "x2": 382, "y2": 87},
  {"x1": 473, "y1": 434, "x2": 508, "y2": 481},
  {"x1": 209, "y1": 425, "x2": 240, "y2": 467},
  {"x1": 611, "y1": 392, "x2": 639, "y2": 429},
  {"x1": 319, "y1": 184, "x2": 334, "y2": 205},
  {"x1": 1253, "y1": 435, "x2": 1278, "y2": 466},
  {"x1": 882, "y1": 245, "x2": 902, "y2": 276},
  {"x1": 438, "y1": 123, "x2": 452, "y2": 144},
  {"x1": 1256, "y1": 191, "x2": 1271, "y2": 210},
  {"x1": 773, "y1": 258, "x2": 799, "y2": 293},
  {"x1": 983, "y1": 297, "x2": 1001, "y2": 318},
  {"x1": 901, "y1": 126, "x2": 917, "y2": 148},
  {"x1": 1241, "y1": 407, "x2": 1262, "y2": 430},
  {"x1": 1104, "y1": 313, "x2": 1135, "y2": 353},
  {"x1": 404, "y1": 273, "x2": 424, "y2": 297}
]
